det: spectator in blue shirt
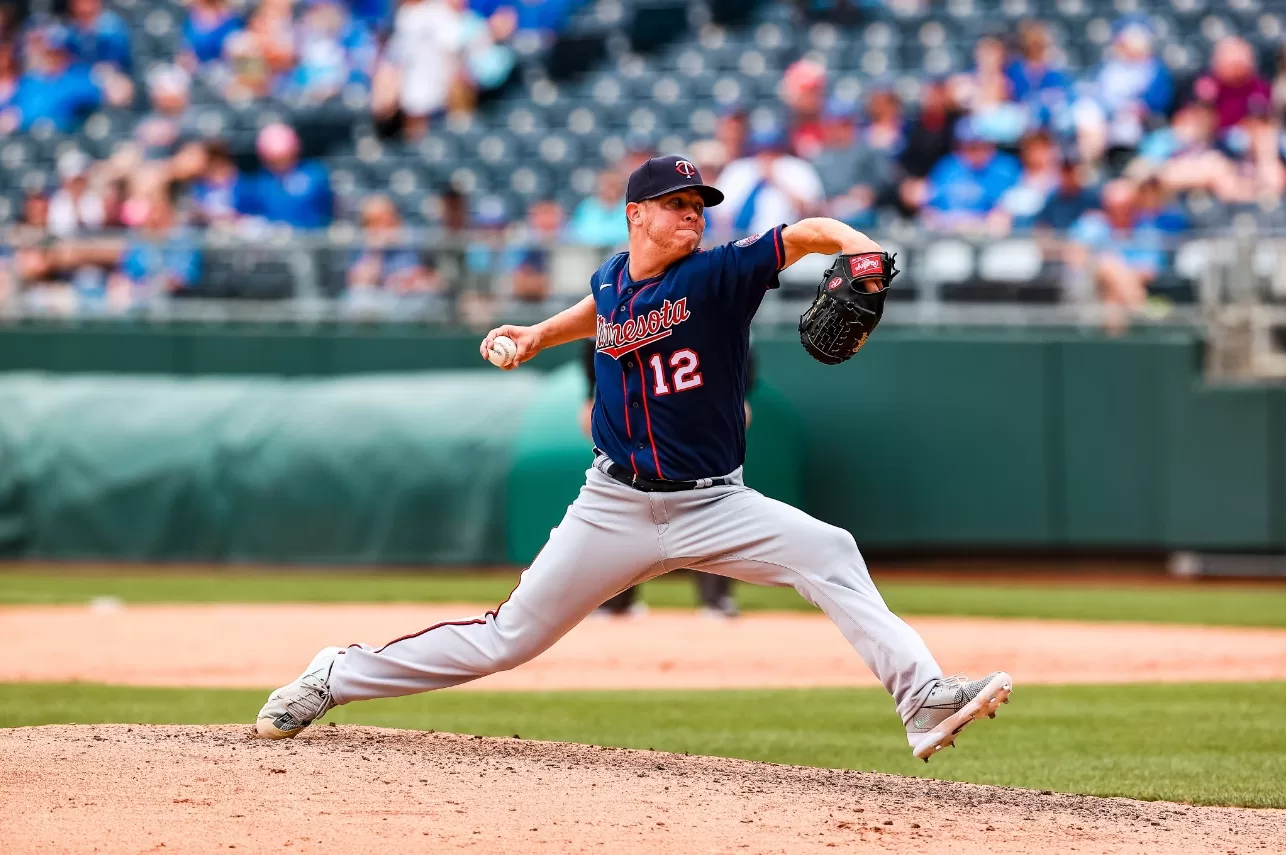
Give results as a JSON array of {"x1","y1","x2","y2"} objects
[
  {"x1": 1036, "y1": 156, "x2": 1098, "y2": 232},
  {"x1": 1005, "y1": 20, "x2": 1071, "y2": 125},
  {"x1": 1067, "y1": 178, "x2": 1185, "y2": 321},
  {"x1": 237, "y1": 123, "x2": 333, "y2": 229},
  {"x1": 344, "y1": 194, "x2": 442, "y2": 316},
  {"x1": 180, "y1": 0, "x2": 244, "y2": 67},
  {"x1": 997, "y1": 130, "x2": 1062, "y2": 232},
  {"x1": 1, "y1": 26, "x2": 130, "y2": 134},
  {"x1": 567, "y1": 168, "x2": 628, "y2": 248},
  {"x1": 921, "y1": 118, "x2": 1021, "y2": 232},
  {"x1": 67, "y1": 0, "x2": 132, "y2": 73},
  {"x1": 109, "y1": 187, "x2": 202, "y2": 309},
  {"x1": 187, "y1": 141, "x2": 247, "y2": 226},
  {"x1": 284, "y1": 0, "x2": 376, "y2": 104}
]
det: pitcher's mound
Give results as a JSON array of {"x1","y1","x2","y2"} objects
[{"x1": 0, "y1": 725, "x2": 1279, "y2": 854}]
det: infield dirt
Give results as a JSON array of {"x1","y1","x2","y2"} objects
[
  {"x1": 5, "y1": 604, "x2": 1286, "y2": 689},
  {"x1": 2, "y1": 724, "x2": 1282, "y2": 855}
]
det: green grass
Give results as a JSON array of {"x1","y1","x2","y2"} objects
[
  {"x1": 3, "y1": 570, "x2": 1286, "y2": 627},
  {"x1": 2, "y1": 681, "x2": 1283, "y2": 808}
]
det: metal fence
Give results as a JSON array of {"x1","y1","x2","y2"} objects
[{"x1": 6, "y1": 223, "x2": 1284, "y2": 335}]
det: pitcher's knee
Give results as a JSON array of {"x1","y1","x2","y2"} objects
[
  {"x1": 815, "y1": 522, "x2": 861, "y2": 564},
  {"x1": 795, "y1": 522, "x2": 869, "y2": 584}
]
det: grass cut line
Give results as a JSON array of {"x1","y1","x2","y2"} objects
[{"x1": 3, "y1": 681, "x2": 1284, "y2": 809}]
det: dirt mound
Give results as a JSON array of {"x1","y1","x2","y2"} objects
[{"x1": 1, "y1": 725, "x2": 1280, "y2": 854}]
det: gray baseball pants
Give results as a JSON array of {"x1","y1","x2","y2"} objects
[{"x1": 328, "y1": 459, "x2": 944, "y2": 724}]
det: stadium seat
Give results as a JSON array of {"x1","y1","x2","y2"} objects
[
  {"x1": 917, "y1": 240, "x2": 975, "y2": 291},
  {"x1": 978, "y1": 240, "x2": 1044, "y2": 284}
]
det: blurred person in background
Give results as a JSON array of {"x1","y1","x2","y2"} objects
[
  {"x1": 1139, "y1": 100, "x2": 1219, "y2": 182},
  {"x1": 618, "y1": 133, "x2": 657, "y2": 175},
  {"x1": 510, "y1": 198, "x2": 561, "y2": 303},
  {"x1": 107, "y1": 184, "x2": 202, "y2": 311},
  {"x1": 1073, "y1": 16, "x2": 1172, "y2": 165},
  {"x1": 1194, "y1": 37, "x2": 1270, "y2": 133},
  {"x1": 780, "y1": 58, "x2": 827, "y2": 159},
  {"x1": 1152, "y1": 100, "x2": 1285, "y2": 207},
  {"x1": 13, "y1": 186, "x2": 80, "y2": 315},
  {"x1": 185, "y1": 141, "x2": 244, "y2": 226},
  {"x1": 372, "y1": 0, "x2": 455, "y2": 139},
  {"x1": 1209, "y1": 101, "x2": 1286, "y2": 207},
  {"x1": 810, "y1": 96, "x2": 894, "y2": 230},
  {"x1": 1, "y1": 24, "x2": 131, "y2": 134},
  {"x1": 66, "y1": 0, "x2": 132, "y2": 73},
  {"x1": 862, "y1": 86, "x2": 906, "y2": 158},
  {"x1": 1066, "y1": 177, "x2": 1184, "y2": 326},
  {"x1": 345, "y1": 194, "x2": 442, "y2": 314},
  {"x1": 457, "y1": 195, "x2": 510, "y2": 325},
  {"x1": 221, "y1": 0, "x2": 296, "y2": 101},
  {"x1": 715, "y1": 125, "x2": 824, "y2": 238},
  {"x1": 48, "y1": 150, "x2": 106, "y2": 237},
  {"x1": 917, "y1": 117, "x2": 1020, "y2": 233},
  {"x1": 13, "y1": 183, "x2": 120, "y2": 315},
  {"x1": 180, "y1": 0, "x2": 244, "y2": 68},
  {"x1": 688, "y1": 103, "x2": 748, "y2": 181},
  {"x1": 1273, "y1": 44, "x2": 1286, "y2": 116},
  {"x1": 134, "y1": 64, "x2": 198, "y2": 161},
  {"x1": 0, "y1": 38, "x2": 18, "y2": 111},
  {"x1": 1035, "y1": 153, "x2": 1098, "y2": 232},
  {"x1": 951, "y1": 34, "x2": 1027, "y2": 145},
  {"x1": 284, "y1": 0, "x2": 377, "y2": 105},
  {"x1": 237, "y1": 123, "x2": 333, "y2": 229},
  {"x1": 452, "y1": 0, "x2": 516, "y2": 109},
  {"x1": 897, "y1": 75, "x2": 963, "y2": 215},
  {"x1": 1005, "y1": 19, "x2": 1071, "y2": 123},
  {"x1": 996, "y1": 129, "x2": 1061, "y2": 233},
  {"x1": 567, "y1": 167, "x2": 628, "y2": 248}
]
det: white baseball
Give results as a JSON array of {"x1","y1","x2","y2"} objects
[{"x1": 488, "y1": 335, "x2": 518, "y2": 368}]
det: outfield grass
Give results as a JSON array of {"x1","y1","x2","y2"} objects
[
  {"x1": 2, "y1": 571, "x2": 1286, "y2": 627},
  {"x1": 2, "y1": 681, "x2": 1283, "y2": 808}
]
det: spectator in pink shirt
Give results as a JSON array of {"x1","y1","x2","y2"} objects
[{"x1": 1194, "y1": 37, "x2": 1271, "y2": 132}]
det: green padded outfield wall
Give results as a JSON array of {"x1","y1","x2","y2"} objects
[
  {"x1": 0, "y1": 372, "x2": 542, "y2": 563},
  {"x1": 1, "y1": 320, "x2": 1284, "y2": 559}
]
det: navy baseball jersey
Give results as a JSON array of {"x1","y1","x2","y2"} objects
[{"x1": 590, "y1": 225, "x2": 786, "y2": 481}]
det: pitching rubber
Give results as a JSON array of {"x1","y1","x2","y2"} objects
[{"x1": 912, "y1": 671, "x2": 1013, "y2": 762}]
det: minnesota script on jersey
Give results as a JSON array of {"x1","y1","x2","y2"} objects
[{"x1": 589, "y1": 225, "x2": 786, "y2": 482}]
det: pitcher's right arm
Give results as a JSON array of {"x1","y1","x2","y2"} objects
[{"x1": 479, "y1": 294, "x2": 597, "y2": 370}]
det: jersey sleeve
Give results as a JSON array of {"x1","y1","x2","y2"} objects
[{"x1": 708, "y1": 225, "x2": 787, "y2": 319}]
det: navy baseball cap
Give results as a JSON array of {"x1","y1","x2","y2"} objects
[{"x1": 626, "y1": 155, "x2": 724, "y2": 207}]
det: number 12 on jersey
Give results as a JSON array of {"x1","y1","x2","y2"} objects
[{"x1": 648, "y1": 349, "x2": 703, "y2": 396}]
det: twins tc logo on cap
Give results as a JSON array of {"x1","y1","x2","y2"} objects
[
  {"x1": 674, "y1": 160, "x2": 697, "y2": 178},
  {"x1": 849, "y1": 254, "x2": 882, "y2": 277}
]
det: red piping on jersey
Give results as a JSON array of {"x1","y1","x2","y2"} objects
[
  {"x1": 613, "y1": 268, "x2": 632, "y2": 448},
  {"x1": 772, "y1": 225, "x2": 783, "y2": 271},
  {"x1": 628, "y1": 278, "x2": 666, "y2": 480}
]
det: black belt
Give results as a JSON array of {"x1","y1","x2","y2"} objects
[{"x1": 595, "y1": 451, "x2": 734, "y2": 493}]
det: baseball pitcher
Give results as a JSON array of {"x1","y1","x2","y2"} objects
[{"x1": 255, "y1": 155, "x2": 1013, "y2": 762}]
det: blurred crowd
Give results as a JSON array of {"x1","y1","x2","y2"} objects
[
  {"x1": 2, "y1": 0, "x2": 1285, "y2": 318},
  {"x1": 685, "y1": 19, "x2": 1286, "y2": 313}
]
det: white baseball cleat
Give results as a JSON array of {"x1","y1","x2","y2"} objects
[
  {"x1": 906, "y1": 671, "x2": 1013, "y2": 762},
  {"x1": 254, "y1": 646, "x2": 342, "y2": 739}
]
